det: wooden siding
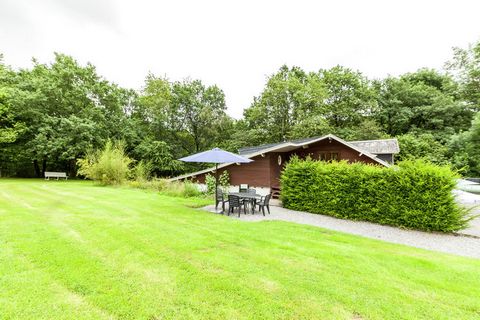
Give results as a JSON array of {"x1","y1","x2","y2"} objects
[
  {"x1": 291, "y1": 139, "x2": 377, "y2": 165},
  {"x1": 190, "y1": 154, "x2": 272, "y2": 187},
  {"x1": 269, "y1": 152, "x2": 290, "y2": 188}
]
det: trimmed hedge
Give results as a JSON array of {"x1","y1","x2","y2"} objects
[{"x1": 281, "y1": 158, "x2": 467, "y2": 232}]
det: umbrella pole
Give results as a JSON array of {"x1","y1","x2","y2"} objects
[{"x1": 215, "y1": 163, "x2": 218, "y2": 212}]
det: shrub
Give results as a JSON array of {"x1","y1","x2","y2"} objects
[
  {"x1": 128, "y1": 178, "x2": 170, "y2": 191},
  {"x1": 219, "y1": 171, "x2": 230, "y2": 192},
  {"x1": 281, "y1": 157, "x2": 468, "y2": 232},
  {"x1": 77, "y1": 141, "x2": 132, "y2": 185},
  {"x1": 182, "y1": 180, "x2": 203, "y2": 197},
  {"x1": 144, "y1": 178, "x2": 170, "y2": 192},
  {"x1": 205, "y1": 174, "x2": 216, "y2": 194},
  {"x1": 205, "y1": 171, "x2": 230, "y2": 194},
  {"x1": 161, "y1": 180, "x2": 203, "y2": 198},
  {"x1": 397, "y1": 133, "x2": 447, "y2": 164},
  {"x1": 129, "y1": 178, "x2": 203, "y2": 198},
  {"x1": 132, "y1": 160, "x2": 153, "y2": 182}
]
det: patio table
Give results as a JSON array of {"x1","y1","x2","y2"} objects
[{"x1": 228, "y1": 192, "x2": 262, "y2": 214}]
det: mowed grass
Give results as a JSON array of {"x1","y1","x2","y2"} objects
[{"x1": 0, "y1": 180, "x2": 479, "y2": 319}]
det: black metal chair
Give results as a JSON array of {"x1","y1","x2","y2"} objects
[
  {"x1": 244, "y1": 188, "x2": 257, "y2": 213},
  {"x1": 257, "y1": 194, "x2": 271, "y2": 216},
  {"x1": 239, "y1": 184, "x2": 249, "y2": 193},
  {"x1": 228, "y1": 195, "x2": 246, "y2": 217},
  {"x1": 215, "y1": 188, "x2": 228, "y2": 213}
]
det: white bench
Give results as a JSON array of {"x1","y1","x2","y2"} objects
[{"x1": 44, "y1": 171, "x2": 68, "y2": 180}]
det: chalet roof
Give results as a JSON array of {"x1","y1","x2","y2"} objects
[
  {"x1": 238, "y1": 142, "x2": 284, "y2": 156},
  {"x1": 239, "y1": 137, "x2": 399, "y2": 156},
  {"x1": 238, "y1": 136, "x2": 324, "y2": 156}
]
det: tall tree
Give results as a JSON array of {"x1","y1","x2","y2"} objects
[
  {"x1": 375, "y1": 69, "x2": 472, "y2": 141},
  {"x1": 243, "y1": 65, "x2": 327, "y2": 142},
  {"x1": 136, "y1": 75, "x2": 234, "y2": 156},
  {"x1": 447, "y1": 112, "x2": 480, "y2": 176},
  {"x1": 0, "y1": 59, "x2": 25, "y2": 144},
  {"x1": 446, "y1": 40, "x2": 480, "y2": 111},
  {"x1": 134, "y1": 74, "x2": 172, "y2": 141},
  {"x1": 170, "y1": 79, "x2": 231, "y2": 153},
  {"x1": 243, "y1": 65, "x2": 380, "y2": 143},
  {"x1": 0, "y1": 53, "x2": 134, "y2": 176},
  {"x1": 396, "y1": 133, "x2": 447, "y2": 164},
  {"x1": 319, "y1": 66, "x2": 377, "y2": 129}
]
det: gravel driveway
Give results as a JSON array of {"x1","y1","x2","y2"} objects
[
  {"x1": 454, "y1": 188, "x2": 480, "y2": 238},
  {"x1": 202, "y1": 194, "x2": 480, "y2": 259}
]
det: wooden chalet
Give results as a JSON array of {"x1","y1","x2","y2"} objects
[{"x1": 171, "y1": 134, "x2": 400, "y2": 197}]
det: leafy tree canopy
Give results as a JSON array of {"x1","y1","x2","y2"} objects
[
  {"x1": 446, "y1": 41, "x2": 480, "y2": 111},
  {"x1": 375, "y1": 68, "x2": 472, "y2": 140},
  {"x1": 2, "y1": 40, "x2": 480, "y2": 177}
]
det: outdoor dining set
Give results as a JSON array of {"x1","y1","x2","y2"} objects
[
  {"x1": 215, "y1": 184, "x2": 272, "y2": 217},
  {"x1": 178, "y1": 147, "x2": 271, "y2": 217}
]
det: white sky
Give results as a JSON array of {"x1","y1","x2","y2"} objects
[{"x1": 1, "y1": 0, "x2": 479, "y2": 118}]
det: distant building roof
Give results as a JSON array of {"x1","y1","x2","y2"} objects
[
  {"x1": 239, "y1": 136, "x2": 399, "y2": 156},
  {"x1": 348, "y1": 139, "x2": 400, "y2": 154}
]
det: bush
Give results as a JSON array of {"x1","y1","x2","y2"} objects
[
  {"x1": 205, "y1": 171, "x2": 230, "y2": 194},
  {"x1": 128, "y1": 178, "x2": 170, "y2": 191},
  {"x1": 161, "y1": 180, "x2": 203, "y2": 198},
  {"x1": 77, "y1": 141, "x2": 132, "y2": 185},
  {"x1": 128, "y1": 178, "x2": 203, "y2": 198},
  {"x1": 397, "y1": 133, "x2": 448, "y2": 164},
  {"x1": 132, "y1": 160, "x2": 153, "y2": 182},
  {"x1": 205, "y1": 174, "x2": 216, "y2": 194},
  {"x1": 447, "y1": 112, "x2": 480, "y2": 176},
  {"x1": 182, "y1": 181, "x2": 203, "y2": 197},
  {"x1": 281, "y1": 158, "x2": 467, "y2": 232}
]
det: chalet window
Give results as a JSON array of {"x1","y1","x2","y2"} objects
[{"x1": 319, "y1": 152, "x2": 339, "y2": 161}]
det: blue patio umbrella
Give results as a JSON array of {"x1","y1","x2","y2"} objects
[{"x1": 179, "y1": 147, "x2": 253, "y2": 208}]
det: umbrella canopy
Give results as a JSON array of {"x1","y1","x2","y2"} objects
[
  {"x1": 179, "y1": 148, "x2": 253, "y2": 213},
  {"x1": 179, "y1": 147, "x2": 253, "y2": 164}
]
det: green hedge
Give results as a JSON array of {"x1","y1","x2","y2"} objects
[{"x1": 281, "y1": 158, "x2": 467, "y2": 232}]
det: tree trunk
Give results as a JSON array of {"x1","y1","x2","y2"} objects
[
  {"x1": 33, "y1": 160, "x2": 41, "y2": 177},
  {"x1": 69, "y1": 159, "x2": 77, "y2": 178},
  {"x1": 42, "y1": 159, "x2": 47, "y2": 177}
]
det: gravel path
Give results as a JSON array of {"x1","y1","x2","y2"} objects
[
  {"x1": 453, "y1": 188, "x2": 480, "y2": 237},
  {"x1": 202, "y1": 200, "x2": 480, "y2": 259}
]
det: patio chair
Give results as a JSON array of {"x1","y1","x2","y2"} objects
[
  {"x1": 243, "y1": 188, "x2": 257, "y2": 213},
  {"x1": 256, "y1": 194, "x2": 271, "y2": 216},
  {"x1": 239, "y1": 184, "x2": 249, "y2": 193},
  {"x1": 215, "y1": 188, "x2": 228, "y2": 213},
  {"x1": 228, "y1": 195, "x2": 246, "y2": 217}
]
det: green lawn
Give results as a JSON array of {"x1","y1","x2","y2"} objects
[{"x1": 0, "y1": 180, "x2": 479, "y2": 319}]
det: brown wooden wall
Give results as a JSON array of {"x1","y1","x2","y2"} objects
[
  {"x1": 269, "y1": 152, "x2": 290, "y2": 188},
  {"x1": 291, "y1": 139, "x2": 377, "y2": 165},
  {"x1": 190, "y1": 154, "x2": 272, "y2": 187},
  {"x1": 184, "y1": 139, "x2": 379, "y2": 188}
]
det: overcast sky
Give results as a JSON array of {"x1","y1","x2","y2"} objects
[{"x1": 1, "y1": 0, "x2": 479, "y2": 118}]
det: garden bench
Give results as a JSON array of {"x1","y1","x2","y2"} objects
[{"x1": 44, "y1": 171, "x2": 68, "y2": 180}]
